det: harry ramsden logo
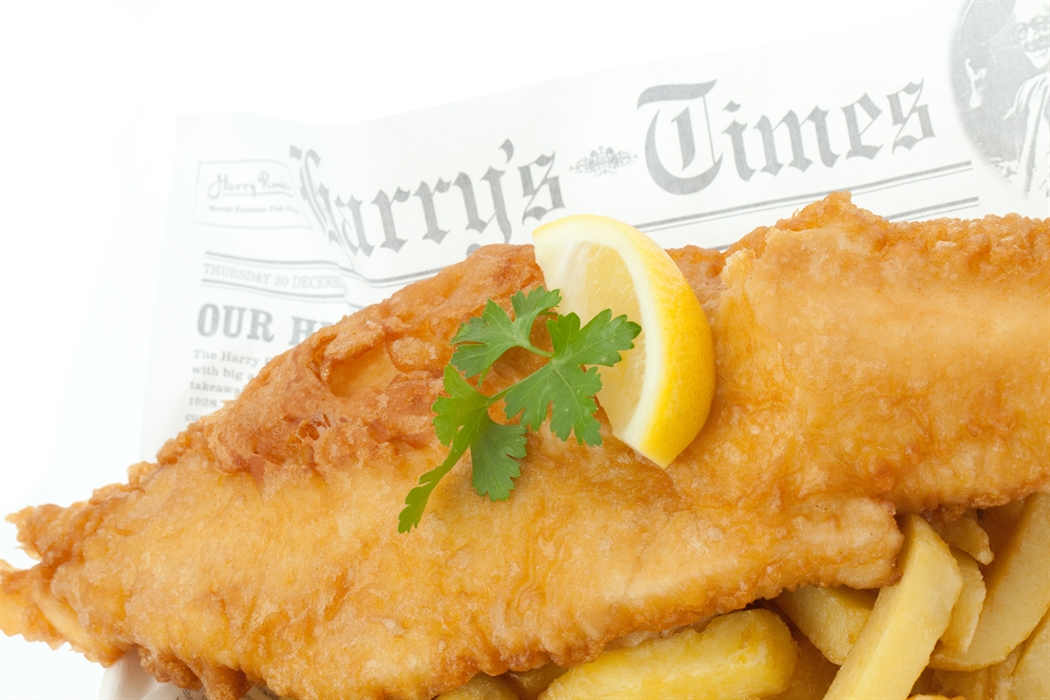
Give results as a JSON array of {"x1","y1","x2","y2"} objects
[
  {"x1": 194, "y1": 160, "x2": 305, "y2": 229},
  {"x1": 207, "y1": 169, "x2": 293, "y2": 200},
  {"x1": 291, "y1": 140, "x2": 564, "y2": 263},
  {"x1": 640, "y1": 80, "x2": 936, "y2": 196}
]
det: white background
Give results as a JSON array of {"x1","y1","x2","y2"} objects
[{"x1": 1, "y1": 1, "x2": 927, "y2": 697}]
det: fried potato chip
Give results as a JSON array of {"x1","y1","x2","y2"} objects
[
  {"x1": 774, "y1": 585, "x2": 875, "y2": 664},
  {"x1": 824, "y1": 515, "x2": 962, "y2": 700},
  {"x1": 1011, "y1": 610, "x2": 1049, "y2": 700},
  {"x1": 931, "y1": 493, "x2": 1050, "y2": 671},
  {"x1": 931, "y1": 513, "x2": 994, "y2": 565},
  {"x1": 540, "y1": 609, "x2": 796, "y2": 700},
  {"x1": 933, "y1": 645, "x2": 1022, "y2": 700},
  {"x1": 767, "y1": 622, "x2": 838, "y2": 700},
  {"x1": 937, "y1": 549, "x2": 987, "y2": 654}
]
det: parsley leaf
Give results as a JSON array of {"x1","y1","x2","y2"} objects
[
  {"x1": 469, "y1": 418, "x2": 526, "y2": 499},
  {"x1": 398, "y1": 286, "x2": 640, "y2": 533},
  {"x1": 450, "y1": 287, "x2": 560, "y2": 381},
  {"x1": 399, "y1": 366, "x2": 528, "y2": 533},
  {"x1": 504, "y1": 309, "x2": 641, "y2": 445}
]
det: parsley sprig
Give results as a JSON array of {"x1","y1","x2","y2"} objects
[{"x1": 398, "y1": 286, "x2": 641, "y2": 532}]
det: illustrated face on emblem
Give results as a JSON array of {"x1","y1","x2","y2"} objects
[
  {"x1": 1012, "y1": 1, "x2": 1050, "y2": 70},
  {"x1": 951, "y1": 0, "x2": 1050, "y2": 198}
]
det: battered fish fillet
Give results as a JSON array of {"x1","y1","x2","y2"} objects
[{"x1": 2, "y1": 193, "x2": 1047, "y2": 700}]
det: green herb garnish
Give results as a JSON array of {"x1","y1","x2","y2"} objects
[{"x1": 398, "y1": 286, "x2": 640, "y2": 532}]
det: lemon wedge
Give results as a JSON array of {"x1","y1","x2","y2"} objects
[{"x1": 532, "y1": 215, "x2": 715, "y2": 467}]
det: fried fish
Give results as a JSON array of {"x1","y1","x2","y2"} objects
[{"x1": 2, "y1": 193, "x2": 1047, "y2": 700}]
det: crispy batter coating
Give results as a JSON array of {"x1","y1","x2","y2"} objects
[{"x1": 2, "y1": 193, "x2": 1048, "y2": 700}]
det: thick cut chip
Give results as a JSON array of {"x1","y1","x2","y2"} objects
[
  {"x1": 540, "y1": 609, "x2": 797, "y2": 700},
  {"x1": 977, "y1": 501, "x2": 1026, "y2": 556},
  {"x1": 937, "y1": 549, "x2": 987, "y2": 655},
  {"x1": 823, "y1": 515, "x2": 963, "y2": 700},
  {"x1": 1011, "y1": 611, "x2": 1049, "y2": 700},
  {"x1": 931, "y1": 493, "x2": 1050, "y2": 671},
  {"x1": 775, "y1": 585, "x2": 875, "y2": 665},
  {"x1": 931, "y1": 514, "x2": 994, "y2": 565},
  {"x1": 933, "y1": 645, "x2": 1023, "y2": 700},
  {"x1": 767, "y1": 623, "x2": 839, "y2": 700}
]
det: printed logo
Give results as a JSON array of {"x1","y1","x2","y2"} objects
[
  {"x1": 569, "y1": 146, "x2": 638, "y2": 177},
  {"x1": 193, "y1": 160, "x2": 310, "y2": 228}
]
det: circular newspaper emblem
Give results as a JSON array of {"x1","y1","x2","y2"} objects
[{"x1": 950, "y1": 0, "x2": 1050, "y2": 199}]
